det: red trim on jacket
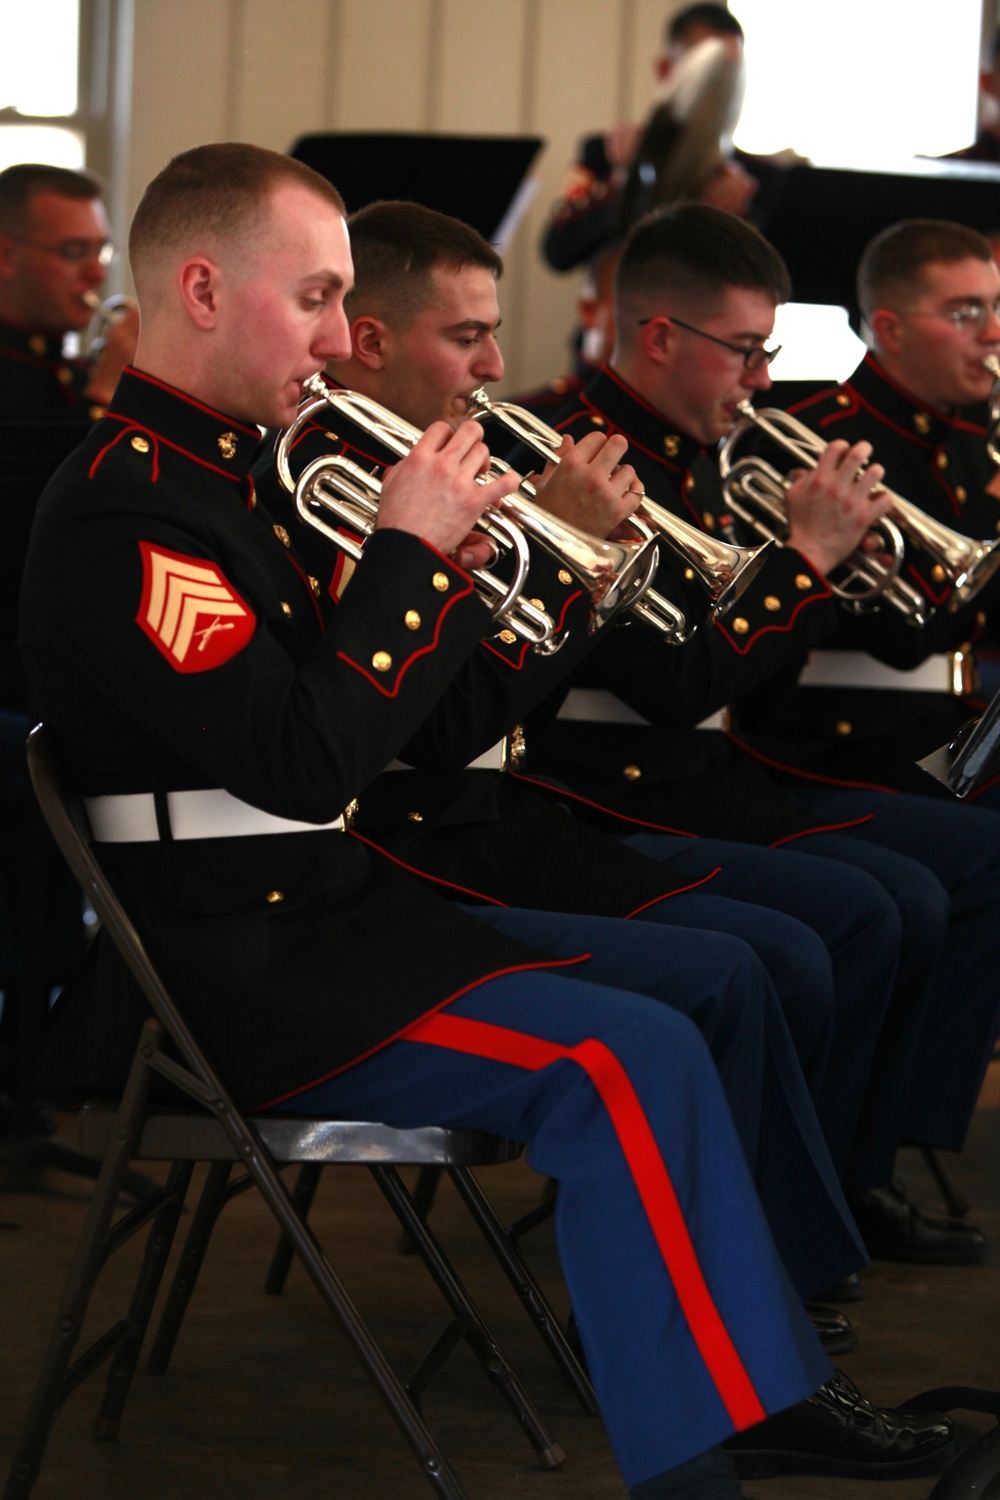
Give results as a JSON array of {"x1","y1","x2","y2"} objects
[
  {"x1": 97, "y1": 413, "x2": 247, "y2": 485},
  {"x1": 347, "y1": 830, "x2": 509, "y2": 905},
  {"x1": 254, "y1": 952, "x2": 592, "y2": 1109},
  {"x1": 125, "y1": 366, "x2": 261, "y2": 434},
  {"x1": 406, "y1": 1008, "x2": 767, "y2": 1431},
  {"x1": 481, "y1": 586, "x2": 585, "y2": 669},
  {"x1": 725, "y1": 732, "x2": 901, "y2": 794},
  {"x1": 625, "y1": 872, "x2": 722, "y2": 918},
  {"x1": 714, "y1": 587, "x2": 831, "y2": 655},
  {"x1": 768, "y1": 815, "x2": 875, "y2": 848},
  {"x1": 510, "y1": 770, "x2": 699, "y2": 837},
  {"x1": 337, "y1": 574, "x2": 476, "y2": 697}
]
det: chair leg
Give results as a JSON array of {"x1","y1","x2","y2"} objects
[
  {"x1": 93, "y1": 1159, "x2": 195, "y2": 1438},
  {"x1": 507, "y1": 1176, "x2": 557, "y2": 1246},
  {"x1": 263, "y1": 1161, "x2": 322, "y2": 1294},
  {"x1": 920, "y1": 1148, "x2": 971, "y2": 1219},
  {"x1": 146, "y1": 1161, "x2": 232, "y2": 1376},
  {"x1": 370, "y1": 1163, "x2": 565, "y2": 1471},
  {"x1": 2, "y1": 1025, "x2": 159, "y2": 1500},
  {"x1": 399, "y1": 1165, "x2": 443, "y2": 1254},
  {"x1": 447, "y1": 1166, "x2": 598, "y2": 1417},
  {"x1": 215, "y1": 1123, "x2": 468, "y2": 1499}
]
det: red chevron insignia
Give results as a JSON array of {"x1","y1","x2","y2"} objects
[{"x1": 137, "y1": 542, "x2": 256, "y2": 672}]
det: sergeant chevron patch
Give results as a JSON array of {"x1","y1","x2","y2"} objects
[{"x1": 137, "y1": 541, "x2": 256, "y2": 672}]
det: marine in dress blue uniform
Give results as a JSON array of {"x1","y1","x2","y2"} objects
[
  {"x1": 16, "y1": 145, "x2": 895, "y2": 1497},
  {"x1": 521, "y1": 209, "x2": 1000, "y2": 1255},
  {"x1": 257, "y1": 385, "x2": 902, "y2": 1201}
]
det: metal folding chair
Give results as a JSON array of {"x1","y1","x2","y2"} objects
[{"x1": 3, "y1": 725, "x2": 573, "y2": 1499}]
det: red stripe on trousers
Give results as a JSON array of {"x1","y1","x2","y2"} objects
[{"x1": 403, "y1": 1009, "x2": 766, "y2": 1429}]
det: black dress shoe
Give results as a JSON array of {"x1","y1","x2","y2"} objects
[
  {"x1": 814, "y1": 1271, "x2": 864, "y2": 1303},
  {"x1": 805, "y1": 1302, "x2": 856, "y2": 1355},
  {"x1": 850, "y1": 1181, "x2": 991, "y2": 1264},
  {"x1": 724, "y1": 1367, "x2": 956, "y2": 1480}
]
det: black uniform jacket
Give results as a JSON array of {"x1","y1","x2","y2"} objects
[
  {"x1": 488, "y1": 365, "x2": 880, "y2": 844},
  {"x1": 541, "y1": 134, "x2": 782, "y2": 273},
  {"x1": 18, "y1": 367, "x2": 592, "y2": 1110},
  {"x1": 250, "y1": 392, "x2": 720, "y2": 912},
  {"x1": 727, "y1": 355, "x2": 993, "y2": 794},
  {"x1": 0, "y1": 320, "x2": 102, "y2": 423}
]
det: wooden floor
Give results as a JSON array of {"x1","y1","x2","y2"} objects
[{"x1": 1, "y1": 1069, "x2": 999, "y2": 1500}]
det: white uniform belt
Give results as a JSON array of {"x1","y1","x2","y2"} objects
[
  {"x1": 84, "y1": 788, "x2": 344, "y2": 843},
  {"x1": 799, "y1": 650, "x2": 974, "y2": 696},
  {"x1": 557, "y1": 688, "x2": 727, "y2": 732},
  {"x1": 384, "y1": 739, "x2": 507, "y2": 773}
]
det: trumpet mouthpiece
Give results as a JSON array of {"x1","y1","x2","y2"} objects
[{"x1": 82, "y1": 290, "x2": 101, "y2": 310}]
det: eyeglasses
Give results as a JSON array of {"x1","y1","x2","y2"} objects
[
  {"x1": 7, "y1": 234, "x2": 116, "y2": 268},
  {"x1": 900, "y1": 301, "x2": 1000, "y2": 334},
  {"x1": 638, "y1": 314, "x2": 781, "y2": 370}
]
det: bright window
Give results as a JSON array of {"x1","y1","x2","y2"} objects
[
  {"x1": 733, "y1": 0, "x2": 981, "y2": 165},
  {"x1": 0, "y1": 0, "x2": 79, "y2": 116},
  {"x1": 0, "y1": 0, "x2": 84, "y2": 170}
]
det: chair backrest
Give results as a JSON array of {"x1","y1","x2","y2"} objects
[{"x1": 25, "y1": 723, "x2": 231, "y2": 1108}]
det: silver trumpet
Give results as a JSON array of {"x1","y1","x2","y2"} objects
[
  {"x1": 983, "y1": 354, "x2": 1000, "y2": 467},
  {"x1": 276, "y1": 380, "x2": 557, "y2": 653},
  {"x1": 467, "y1": 387, "x2": 772, "y2": 642},
  {"x1": 720, "y1": 401, "x2": 1000, "y2": 622},
  {"x1": 283, "y1": 375, "x2": 663, "y2": 639},
  {"x1": 81, "y1": 292, "x2": 137, "y2": 355}
]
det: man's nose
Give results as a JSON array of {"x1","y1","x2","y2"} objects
[{"x1": 473, "y1": 337, "x2": 504, "y2": 384}]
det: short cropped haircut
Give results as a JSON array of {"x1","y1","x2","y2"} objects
[
  {"x1": 345, "y1": 200, "x2": 502, "y2": 326},
  {"x1": 857, "y1": 220, "x2": 994, "y2": 320},
  {"x1": 664, "y1": 4, "x2": 744, "y2": 50},
  {"x1": 0, "y1": 163, "x2": 103, "y2": 234},
  {"x1": 615, "y1": 204, "x2": 790, "y2": 341},
  {"x1": 129, "y1": 143, "x2": 344, "y2": 287}
]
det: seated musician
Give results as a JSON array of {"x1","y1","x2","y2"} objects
[
  {"x1": 251, "y1": 197, "x2": 966, "y2": 1481},
  {"x1": 19, "y1": 138, "x2": 922, "y2": 1500},
  {"x1": 777, "y1": 218, "x2": 1000, "y2": 738},
  {"x1": 517, "y1": 203, "x2": 1000, "y2": 1274},
  {"x1": 0, "y1": 163, "x2": 137, "y2": 421}
]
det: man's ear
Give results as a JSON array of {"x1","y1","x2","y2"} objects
[
  {"x1": 176, "y1": 256, "x2": 219, "y2": 330},
  {"x1": 639, "y1": 315, "x2": 675, "y2": 366},
  {"x1": 870, "y1": 307, "x2": 903, "y2": 357},
  {"x1": 352, "y1": 315, "x2": 388, "y2": 369}
]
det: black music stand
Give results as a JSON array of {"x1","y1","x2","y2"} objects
[
  {"x1": 290, "y1": 132, "x2": 543, "y2": 249},
  {"x1": 917, "y1": 687, "x2": 1000, "y2": 799}
]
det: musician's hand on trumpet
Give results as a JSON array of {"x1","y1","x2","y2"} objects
[
  {"x1": 376, "y1": 418, "x2": 518, "y2": 570},
  {"x1": 526, "y1": 431, "x2": 644, "y2": 540},
  {"x1": 784, "y1": 438, "x2": 892, "y2": 580}
]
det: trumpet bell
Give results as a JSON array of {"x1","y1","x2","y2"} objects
[
  {"x1": 468, "y1": 385, "x2": 768, "y2": 637},
  {"x1": 718, "y1": 400, "x2": 1000, "y2": 624}
]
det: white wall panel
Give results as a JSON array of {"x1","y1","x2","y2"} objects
[
  {"x1": 329, "y1": 0, "x2": 435, "y2": 130},
  {"x1": 434, "y1": 0, "x2": 528, "y2": 134},
  {"x1": 231, "y1": 0, "x2": 333, "y2": 151},
  {"x1": 128, "y1": 0, "x2": 234, "y2": 214},
  {"x1": 509, "y1": 0, "x2": 629, "y2": 393},
  {"x1": 121, "y1": 0, "x2": 645, "y2": 391}
]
